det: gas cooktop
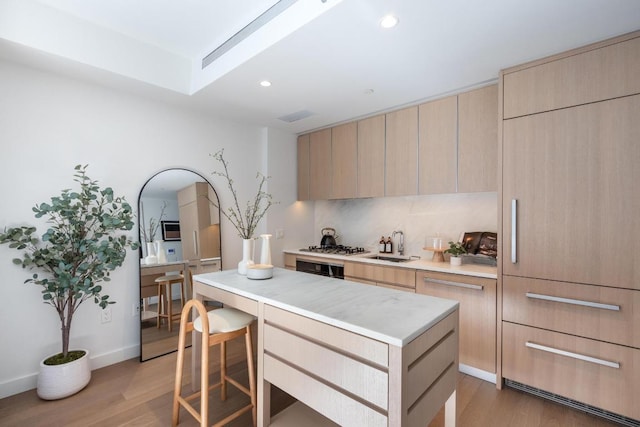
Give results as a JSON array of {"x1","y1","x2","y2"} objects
[{"x1": 300, "y1": 245, "x2": 369, "y2": 256}]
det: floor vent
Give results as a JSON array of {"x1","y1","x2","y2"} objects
[{"x1": 505, "y1": 380, "x2": 640, "y2": 427}]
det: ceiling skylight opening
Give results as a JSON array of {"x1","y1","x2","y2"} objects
[
  {"x1": 260, "y1": 80, "x2": 272, "y2": 87},
  {"x1": 380, "y1": 14, "x2": 399, "y2": 29}
]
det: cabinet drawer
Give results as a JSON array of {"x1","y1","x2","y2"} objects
[
  {"x1": 264, "y1": 323, "x2": 388, "y2": 410},
  {"x1": 503, "y1": 34, "x2": 640, "y2": 118},
  {"x1": 502, "y1": 322, "x2": 640, "y2": 420},
  {"x1": 417, "y1": 271, "x2": 496, "y2": 373},
  {"x1": 503, "y1": 276, "x2": 640, "y2": 348},
  {"x1": 264, "y1": 304, "x2": 388, "y2": 367},
  {"x1": 344, "y1": 261, "x2": 415, "y2": 289}
]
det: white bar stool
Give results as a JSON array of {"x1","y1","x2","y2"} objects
[
  {"x1": 172, "y1": 299, "x2": 257, "y2": 427},
  {"x1": 155, "y1": 274, "x2": 185, "y2": 332}
]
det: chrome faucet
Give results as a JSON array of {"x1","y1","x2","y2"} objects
[{"x1": 392, "y1": 230, "x2": 404, "y2": 256}]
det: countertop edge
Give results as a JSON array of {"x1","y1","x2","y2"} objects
[{"x1": 284, "y1": 249, "x2": 497, "y2": 279}]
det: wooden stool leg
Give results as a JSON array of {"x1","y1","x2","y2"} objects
[
  {"x1": 167, "y1": 283, "x2": 173, "y2": 332},
  {"x1": 245, "y1": 325, "x2": 257, "y2": 427},
  {"x1": 180, "y1": 280, "x2": 186, "y2": 308},
  {"x1": 220, "y1": 340, "x2": 227, "y2": 401},
  {"x1": 156, "y1": 283, "x2": 163, "y2": 329}
]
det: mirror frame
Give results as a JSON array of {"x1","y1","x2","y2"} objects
[{"x1": 137, "y1": 168, "x2": 222, "y2": 362}]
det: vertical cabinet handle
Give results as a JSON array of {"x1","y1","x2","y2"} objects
[
  {"x1": 193, "y1": 230, "x2": 199, "y2": 257},
  {"x1": 525, "y1": 342, "x2": 620, "y2": 369},
  {"x1": 511, "y1": 199, "x2": 517, "y2": 264}
]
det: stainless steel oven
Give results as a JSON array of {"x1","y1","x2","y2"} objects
[{"x1": 296, "y1": 259, "x2": 344, "y2": 279}]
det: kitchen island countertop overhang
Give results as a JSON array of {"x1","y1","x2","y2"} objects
[{"x1": 193, "y1": 267, "x2": 459, "y2": 347}]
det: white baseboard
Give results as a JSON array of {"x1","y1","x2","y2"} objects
[
  {"x1": 458, "y1": 363, "x2": 496, "y2": 384},
  {"x1": 0, "y1": 344, "x2": 140, "y2": 399}
]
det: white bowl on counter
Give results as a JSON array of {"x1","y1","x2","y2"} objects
[{"x1": 246, "y1": 264, "x2": 274, "y2": 280}]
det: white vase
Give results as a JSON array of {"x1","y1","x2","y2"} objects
[
  {"x1": 144, "y1": 242, "x2": 157, "y2": 265},
  {"x1": 237, "y1": 238, "x2": 255, "y2": 275},
  {"x1": 37, "y1": 349, "x2": 91, "y2": 400},
  {"x1": 259, "y1": 234, "x2": 272, "y2": 266},
  {"x1": 450, "y1": 256, "x2": 462, "y2": 266},
  {"x1": 155, "y1": 240, "x2": 167, "y2": 264}
]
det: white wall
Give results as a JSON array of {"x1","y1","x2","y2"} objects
[{"x1": 0, "y1": 59, "x2": 298, "y2": 397}]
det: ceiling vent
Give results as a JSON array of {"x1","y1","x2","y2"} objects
[
  {"x1": 202, "y1": 0, "x2": 298, "y2": 69},
  {"x1": 277, "y1": 110, "x2": 314, "y2": 123}
]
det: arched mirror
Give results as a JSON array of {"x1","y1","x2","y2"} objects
[{"x1": 138, "y1": 169, "x2": 221, "y2": 361}]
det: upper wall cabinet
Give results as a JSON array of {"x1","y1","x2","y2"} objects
[
  {"x1": 357, "y1": 115, "x2": 385, "y2": 198},
  {"x1": 503, "y1": 35, "x2": 640, "y2": 119},
  {"x1": 331, "y1": 122, "x2": 358, "y2": 199},
  {"x1": 296, "y1": 85, "x2": 498, "y2": 201},
  {"x1": 418, "y1": 96, "x2": 458, "y2": 195},
  {"x1": 309, "y1": 128, "x2": 332, "y2": 200},
  {"x1": 385, "y1": 106, "x2": 418, "y2": 197},
  {"x1": 297, "y1": 134, "x2": 310, "y2": 201},
  {"x1": 458, "y1": 85, "x2": 498, "y2": 193}
]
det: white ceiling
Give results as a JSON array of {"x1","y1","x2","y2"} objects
[{"x1": 1, "y1": 0, "x2": 640, "y2": 134}]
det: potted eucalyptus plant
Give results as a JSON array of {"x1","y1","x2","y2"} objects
[
  {"x1": 0, "y1": 165, "x2": 138, "y2": 400},
  {"x1": 444, "y1": 241, "x2": 467, "y2": 266}
]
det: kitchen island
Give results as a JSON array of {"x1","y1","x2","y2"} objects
[{"x1": 193, "y1": 268, "x2": 460, "y2": 427}]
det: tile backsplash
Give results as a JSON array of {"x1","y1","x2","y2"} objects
[{"x1": 314, "y1": 192, "x2": 498, "y2": 259}]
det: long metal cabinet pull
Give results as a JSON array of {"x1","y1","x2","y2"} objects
[
  {"x1": 525, "y1": 342, "x2": 620, "y2": 369},
  {"x1": 424, "y1": 277, "x2": 484, "y2": 291},
  {"x1": 193, "y1": 230, "x2": 199, "y2": 257},
  {"x1": 526, "y1": 292, "x2": 620, "y2": 311},
  {"x1": 511, "y1": 199, "x2": 517, "y2": 264}
]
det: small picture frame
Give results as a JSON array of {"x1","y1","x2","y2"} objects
[{"x1": 161, "y1": 220, "x2": 181, "y2": 241}]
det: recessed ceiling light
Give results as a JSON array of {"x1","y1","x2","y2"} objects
[
  {"x1": 260, "y1": 80, "x2": 272, "y2": 87},
  {"x1": 380, "y1": 14, "x2": 399, "y2": 29}
]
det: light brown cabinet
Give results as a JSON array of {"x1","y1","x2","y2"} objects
[
  {"x1": 331, "y1": 122, "x2": 357, "y2": 199},
  {"x1": 418, "y1": 96, "x2": 457, "y2": 195},
  {"x1": 499, "y1": 31, "x2": 640, "y2": 420},
  {"x1": 296, "y1": 85, "x2": 497, "y2": 201},
  {"x1": 384, "y1": 107, "x2": 418, "y2": 196},
  {"x1": 344, "y1": 261, "x2": 415, "y2": 292},
  {"x1": 297, "y1": 134, "x2": 310, "y2": 201},
  {"x1": 503, "y1": 33, "x2": 640, "y2": 119},
  {"x1": 458, "y1": 85, "x2": 498, "y2": 193},
  {"x1": 502, "y1": 95, "x2": 640, "y2": 289},
  {"x1": 502, "y1": 322, "x2": 640, "y2": 421},
  {"x1": 357, "y1": 115, "x2": 385, "y2": 198},
  {"x1": 177, "y1": 182, "x2": 220, "y2": 262},
  {"x1": 309, "y1": 129, "x2": 332, "y2": 200},
  {"x1": 416, "y1": 271, "x2": 496, "y2": 374}
]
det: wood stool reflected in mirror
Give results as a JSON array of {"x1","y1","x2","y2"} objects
[
  {"x1": 155, "y1": 274, "x2": 185, "y2": 332},
  {"x1": 172, "y1": 299, "x2": 257, "y2": 427}
]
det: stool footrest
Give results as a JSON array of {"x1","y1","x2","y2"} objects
[{"x1": 212, "y1": 403, "x2": 253, "y2": 427}]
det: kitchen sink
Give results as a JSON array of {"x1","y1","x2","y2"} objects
[{"x1": 363, "y1": 255, "x2": 412, "y2": 263}]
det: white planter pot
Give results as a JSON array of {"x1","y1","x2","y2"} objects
[
  {"x1": 37, "y1": 349, "x2": 91, "y2": 400},
  {"x1": 450, "y1": 256, "x2": 462, "y2": 266}
]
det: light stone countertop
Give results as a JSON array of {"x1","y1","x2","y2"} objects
[
  {"x1": 284, "y1": 249, "x2": 497, "y2": 279},
  {"x1": 194, "y1": 268, "x2": 459, "y2": 347}
]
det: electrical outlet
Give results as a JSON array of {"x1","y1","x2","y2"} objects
[
  {"x1": 132, "y1": 303, "x2": 140, "y2": 317},
  {"x1": 275, "y1": 228, "x2": 284, "y2": 239},
  {"x1": 101, "y1": 306, "x2": 112, "y2": 323}
]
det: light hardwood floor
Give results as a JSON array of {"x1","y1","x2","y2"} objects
[{"x1": 0, "y1": 350, "x2": 624, "y2": 427}]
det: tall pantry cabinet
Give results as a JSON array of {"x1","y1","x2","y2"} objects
[{"x1": 499, "y1": 31, "x2": 640, "y2": 421}]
